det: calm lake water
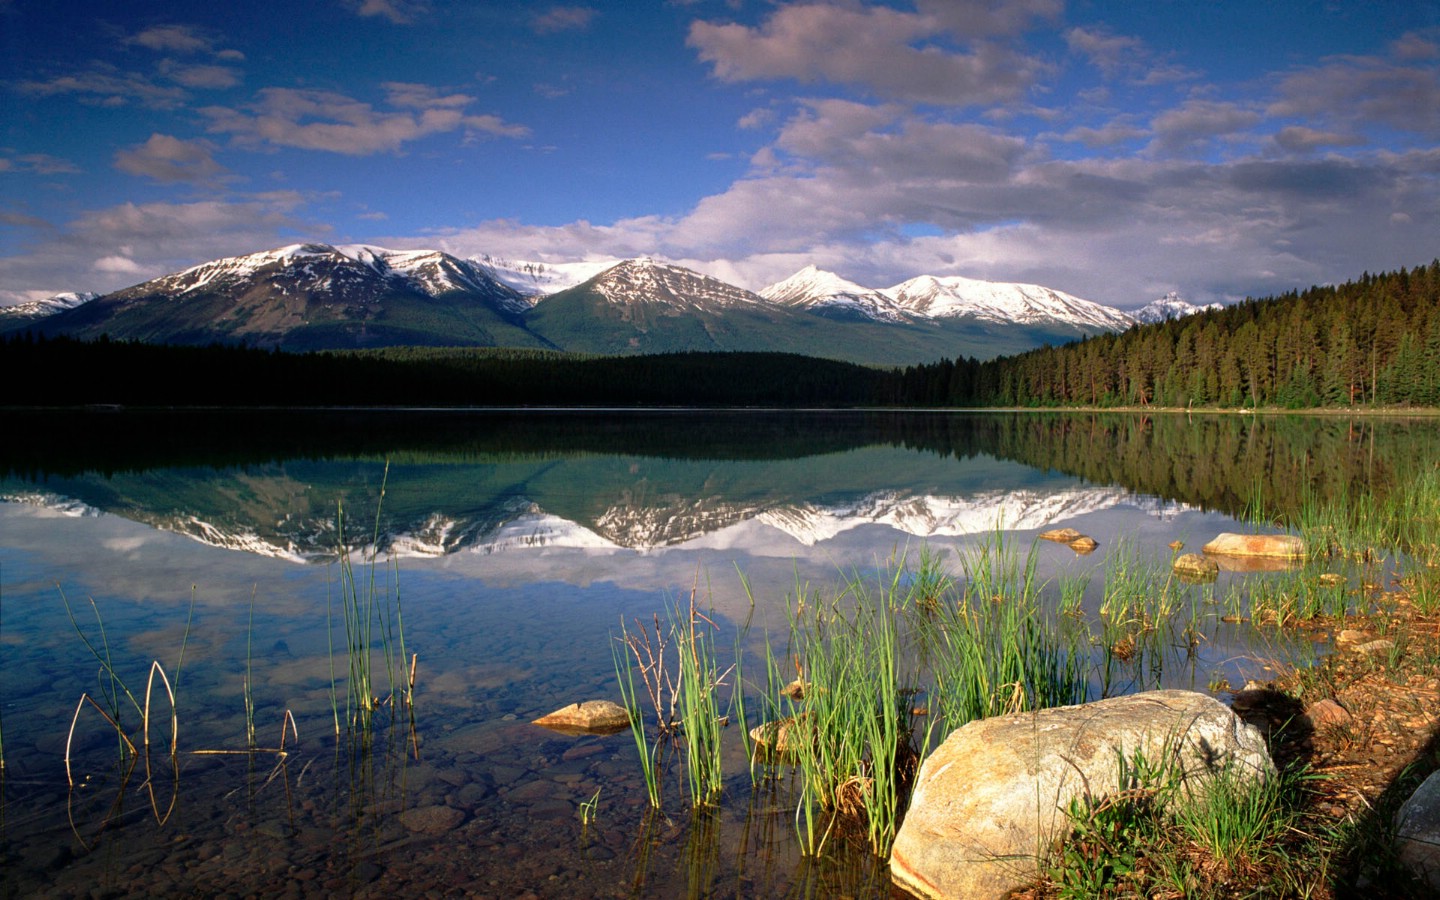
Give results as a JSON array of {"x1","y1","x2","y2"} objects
[{"x1": 1, "y1": 409, "x2": 1435, "y2": 898}]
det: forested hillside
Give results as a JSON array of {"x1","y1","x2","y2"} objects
[{"x1": 890, "y1": 262, "x2": 1440, "y2": 408}]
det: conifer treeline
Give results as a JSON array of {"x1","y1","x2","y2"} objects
[{"x1": 888, "y1": 261, "x2": 1440, "y2": 408}]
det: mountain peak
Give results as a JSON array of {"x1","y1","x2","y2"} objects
[
  {"x1": 1131, "y1": 292, "x2": 1223, "y2": 324},
  {"x1": 884, "y1": 274, "x2": 1135, "y2": 331},
  {"x1": 585, "y1": 258, "x2": 762, "y2": 310},
  {"x1": 760, "y1": 266, "x2": 908, "y2": 322}
]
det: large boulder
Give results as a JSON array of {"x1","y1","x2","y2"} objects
[
  {"x1": 1202, "y1": 532, "x2": 1305, "y2": 559},
  {"x1": 889, "y1": 690, "x2": 1273, "y2": 900},
  {"x1": 1397, "y1": 769, "x2": 1440, "y2": 890}
]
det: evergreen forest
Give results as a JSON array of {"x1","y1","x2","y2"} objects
[{"x1": 890, "y1": 261, "x2": 1440, "y2": 409}]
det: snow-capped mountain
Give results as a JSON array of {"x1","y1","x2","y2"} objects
[
  {"x1": 12, "y1": 242, "x2": 548, "y2": 351},
  {"x1": 760, "y1": 265, "x2": 909, "y2": 322},
  {"x1": 134, "y1": 242, "x2": 530, "y2": 315},
  {"x1": 0, "y1": 291, "x2": 97, "y2": 322},
  {"x1": 583, "y1": 257, "x2": 765, "y2": 310},
  {"x1": 1131, "y1": 292, "x2": 1223, "y2": 324},
  {"x1": 6, "y1": 242, "x2": 1162, "y2": 362},
  {"x1": 474, "y1": 255, "x2": 621, "y2": 297},
  {"x1": 883, "y1": 274, "x2": 1136, "y2": 331}
]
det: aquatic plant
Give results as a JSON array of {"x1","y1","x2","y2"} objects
[{"x1": 331, "y1": 462, "x2": 414, "y2": 736}]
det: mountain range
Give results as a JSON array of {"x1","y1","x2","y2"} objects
[{"x1": 3, "y1": 243, "x2": 1219, "y2": 365}]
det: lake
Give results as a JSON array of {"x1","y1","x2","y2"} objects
[{"x1": 1, "y1": 409, "x2": 1434, "y2": 898}]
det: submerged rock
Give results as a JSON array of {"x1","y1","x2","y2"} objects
[
  {"x1": 400, "y1": 804, "x2": 465, "y2": 835},
  {"x1": 1202, "y1": 532, "x2": 1305, "y2": 559},
  {"x1": 1173, "y1": 553, "x2": 1220, "y2": 582},
  {"x1": 531, "y1": 700, "x2": 632, "y2": 735},
  {"x1": 750, "y1": 714, "x2": 807, "y2": 755},
  {"x1": 889, "y1": 689, "x2": 1273, "y2": 900}
]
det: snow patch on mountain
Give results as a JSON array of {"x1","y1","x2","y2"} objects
[
  {"x1": 760, "y1": 265, "x2": 909, "y2": 322},
  {"x1": 474, "y1": 256, "x2": 621, "y2": 297},
  {"x1": 0, "y1": 291, "x2": 98, "y2": 319},
  {"x1": 1131, "y1": 292, "x2": 1223, "y2": 324},
  {"x1": 885, "y1": 275, "x2": 1135, "y2": 331}
]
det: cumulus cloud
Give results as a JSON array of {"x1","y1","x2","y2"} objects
[
  {"x1": 158, "y1": 61, "x2": 243, "y2": 90},
  {"x1": 0, "y1": 194, "x2": 317, "y2": 304},
  {"x1": 532, "y1": 6, "x2": 597, "y2": 35},
  {"x1": 200, "y1": 84, "x2": 529, "y2": 155},
  {"x1": 0, "y1": 153, "x2": 81, "y2": 175},
  {"x1": 687, "y1": 3, "x2": 1048, "y2": 106},
  {"x1": 16, "y1": 65, "x2": 189, "y2": 109},
  {"x1": 129, "y1": 25, "x2": 214, "y2": 54},
  {"x1": 1270, "y1": 126, "x2": 1365, "y2": 154},
  {"x1": 1065, "y1": 25, "x2": 1198, "y2": 85},
  {"x1": 1148, "y1": 100, "x2": 1261, "y2": 156},
  {"x1": 114, "y1": 134, "x2": 228, "y2": 185},
  {"x1": 1270, "y1": 55, "x2": 1440, "y2": 139},
  {"x1": 349, "y1": 0, "x2": 430, "y2": 24}
]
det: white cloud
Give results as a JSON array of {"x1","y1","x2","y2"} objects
[
  {"x1": 0, "y1": 194, "x2": 317, "y2": 304},
  {"x1": 16, "y1": 65, "x2": 189, "y2": 109},
  {"x1": 687, "y1": 3, "x2": 1048, "y2": 107},
  {"x1": 113, "y1": 134, "x2": 228, "y2": 185},
  {"x1": 532, "y1": 6, "x2": 598, "y2": 35},
  {"x1": 200, "y1": 85, "x2": 530, "y2": 155},
  {"x1": 128, "y1": 24, "x2": 214, "y2": 55},
  {"x1": 349, "y1": 0, "x2": 430, "y2": 25}
]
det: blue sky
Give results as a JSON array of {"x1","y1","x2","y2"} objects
[{"x1": 2, "y1": 0, "x2": 1437, "y2": 310}]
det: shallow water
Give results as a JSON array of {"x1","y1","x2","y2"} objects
[{"x1": 0, "y1": 410, "x2": 1431, "y2": 897}]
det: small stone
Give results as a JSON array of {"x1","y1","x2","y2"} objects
[
  {"x1": 400, "y1": 804, "x2": 465, "y2": 836},
  {"x1": 750, "y1": 714, "x2": 807, "y2": 754},
  {"x1": 1173, "y1": 553, "x2": 1220, "y2": 582},
  {"x1": 1354, "y1": 639, "x2": 1396, "y2": 656},
  {"x1": 1306, "y1": 698, "x2": 1352, "y2": 731},
  {"x1": 1068, "y1": 536, "x2": 1098, "y2": 554},
  {"x1": 1039, "y1": 527, "x2": 1082, "y2": 543},
  {"x1": 1319, "y1": 573, "x2": 1346, "y2": 587}
]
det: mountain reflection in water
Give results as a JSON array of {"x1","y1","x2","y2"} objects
[
  {"x1": 2, "y1": 409, "x2": 1437, "y2": 898},
  {"x1": 3, "y1": 409, "x2": 1424, "y2": 561}
]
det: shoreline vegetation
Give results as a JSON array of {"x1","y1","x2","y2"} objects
[{"x1": 607, "y1": 466, "x2": 1440, "y2": 898}]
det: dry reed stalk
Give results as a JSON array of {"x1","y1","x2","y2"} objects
[{"x1": 65, "y1": 692, "x2": 137, "y2": 788}]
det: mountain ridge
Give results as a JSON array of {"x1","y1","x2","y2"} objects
[{"x1": 4, "y1": 243, "x2": 1211, "y2": 364}]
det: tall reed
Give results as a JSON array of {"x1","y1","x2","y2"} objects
[{"x1": 331, "y1": 462, "x2": 411, "y2": 735}]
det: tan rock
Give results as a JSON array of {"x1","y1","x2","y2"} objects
[
  {"x1": 400, "y1": 804, "x2": 465, "y2": 835},
  {"x1": 1202, "y1": 532, "x2": 1305, "y2": 559},
  {"x1": 750, "y1": 714, "x2": 807, "y2": 755},
  {"x1": 1354, "y1": 639, "x2": 1396, "y2": 657},
  {"x1": 1173, "y1": 553, "x2": 1220, "y2": 582},
  {"x1": 1306, "y1": 698, "x2": 1352, "y2": 731},
  {"x1": 889, "y1": 690, "x2": 1272, "y2": 900},
  {"x1": 531, "y1": 700, "x2": 632, "y2": 735},
  {"x1": 1068, "y1": 536, "x2": 1098, "y2": 554},
  {"x1": 1038, "y1": 528, "x2": 1082, "y2": 543}
]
